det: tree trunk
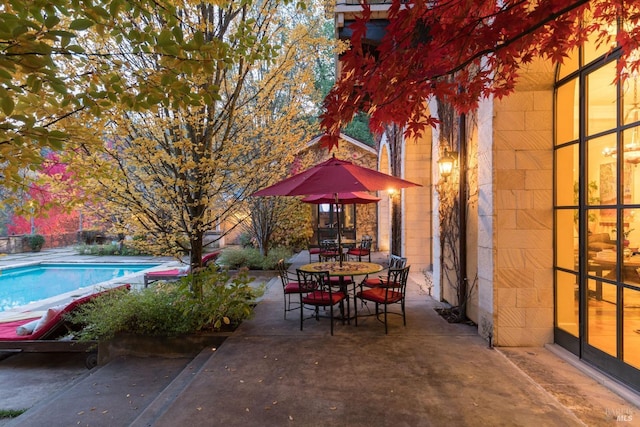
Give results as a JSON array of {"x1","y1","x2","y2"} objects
[{"x1": 190, "y1": 231, "x2": 204, "y2": 298}]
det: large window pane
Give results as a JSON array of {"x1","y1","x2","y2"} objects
[
  {"x1": 623, "y1": 77, "x2": 640, "y2": 127},
  {"x1": 624, "y1": 286, "x2": 640, "y2": 369},
  {"x1": 556, "y1": 80, "x2": 579, "y2": 144},
  {"x1": 556, "y1": 209, "x2": 578, "y2": 271},
  {"x1": 588, "y1": 282, "x2": 618, "y2": 356},
  {"x1": 585, "y1": 134, "x2": 618, "y2": 233},
  {"x1": 583, "y1": 23, "x2": 614, "y2": 65},
  {"x1": 555, "y1": 144, "x2": 579, "y2": 206},
  {"x1": 623, "y1": 126, "x2": 640, "y2": 175},
  {"x1": 557, "y1": 47, "x2": 579, "y2": 81},
  {"x1": 586, "y1": 62, "x2": 617, "y2": 136},
  {"x1": 556, "y1": 270, "x2": 579, "y2": 336}
]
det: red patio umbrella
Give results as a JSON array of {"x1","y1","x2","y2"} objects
[
  {"x1": 253, "y1": 156, "x2": 421, "y2": 265},
  {"x1": 253, "y1": 156, "x2": 420, "y2": 197}
]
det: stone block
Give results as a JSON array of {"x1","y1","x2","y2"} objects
[
  {"x1": 525, "y1": 307, "x2": 553, "y2": 328},
  {"x1": 516, "y1": 209, "x2": 552, "y2": 230},
  {"x1": 525, "y1": 110, "x2": 553, "y2": 131},
  {"x1": 532, "y1": 189, "x2": 552, "y2": 209},
  {"x1": 532, "y1": 268, "x2": 553, "y2": 289},
  {"x1": 515, "y1": 150, "x2": 552, "y2": 170},
  {"x1": 496, "y1": 268, "x2": 534, "y2": 289},
  {"x1": 516, "y1": 287, "x2": 553, "y2": 308},
  {"x1": 497, "y1": 307, "x2": 526, "y2": 328},
  {"x1": 496, "y1": 170, "x2": 525, "y2": 190},
  {"x1": 496, "y1": 209, "x2": 516, "y2": 230},
  {"x1": 497, "y1": 92, "x2": 534, "y2": 112},
  {"x1": 497, "y1": 288, "x2": 517, "y2": 307},
  {"x1": 495, "y1": 150, "x2": 516, "y2": 169},
  {"x1": 525, "y1": 169, "x2": 552, "y2": 190},
  {"x1": 496, "y1": 247, "x2": 526, "y2": 269},
  {"x1": 495, "y1": 326, "x2": 552, "y2": 346},
  {"x1": 523, "y1": 249, "x2": 553, "y2": 269},
  {"x1": 495, "y1": 111, "x2": 525, "y2": 131}
]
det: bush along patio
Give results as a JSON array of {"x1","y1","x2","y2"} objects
[{"x1": 67, "y1": 267, "x2": 264, "y2": 362}]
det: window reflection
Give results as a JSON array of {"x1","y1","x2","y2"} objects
[
  {"x1": 588, "y1": 282, "x2": 618, "y2": 357},
  {"x1": 624, "y1": 287, "x2": 640, "y2": 369},
  {"x1": 555, "y1": 209, "x2": 577, "y2": 271},
  {"x1": 586, "y1": 62, "x2": 617, "y2": 136},
  {"x1": 556, "y1": 270, "x2": 579, "y2": 337}
]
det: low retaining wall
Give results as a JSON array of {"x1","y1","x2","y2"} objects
[
  {"x1": 97, "y1": 332, "x2": 232, "y2": 365},
  {"x1": 0, "y1": 236, "x2": 24, "y2": 254}
]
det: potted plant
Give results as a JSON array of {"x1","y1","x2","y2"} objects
[{"x1": 24, "y1": 234, "x2": 45, "y2": 252}]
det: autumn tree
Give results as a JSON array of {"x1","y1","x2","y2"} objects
[
  {"x1": 320, "y1": 0, "x2": 640, "y2": 146},
  {"x1": 6, "y1": 152, "x2": 100, "y2": 239},
  {"x1": 245, "y1": 196, "x2": 311, "y2": 257},
  {"x1": 58, "y1": 0, "x2": 330, "y2": 274}
]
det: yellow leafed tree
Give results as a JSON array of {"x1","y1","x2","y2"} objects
[{"x1": 56, "y1": 0, "x2": 333, "y2": 272}]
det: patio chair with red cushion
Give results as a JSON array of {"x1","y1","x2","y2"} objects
[
  {"x1": 318, "y1": 240, "x2": 341, "y2": 262},
  {"x1": 297, "y1": 269, "x2": 347, "y2": 336},
  {"x1": 360, "y1": 254, "x2": 407, "y2": 289},
  {"x1": 347, "y1": 235, "x2": 372, "y2": 262},
  {"x1": 307, "y1": 243, "x2": 322, "y2": 262},
  {"x1": 277, "y1": 259, "x2": 308, "y2": 319},
  {"x1": 355, "y1": 265, "x2": 410, "y2": 334}
]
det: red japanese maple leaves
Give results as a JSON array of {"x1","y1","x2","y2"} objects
[{"x1": 320, "y1": 0, "x2": 640, "y2": 149}]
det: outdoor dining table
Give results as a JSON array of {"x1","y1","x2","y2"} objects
[{"x1": 299, "y1": 261, "x2": 384, "y2": 321}]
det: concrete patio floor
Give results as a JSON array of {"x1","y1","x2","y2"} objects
[{"x1": 0, "y1": 248, "x2": 639, "y2": 426}]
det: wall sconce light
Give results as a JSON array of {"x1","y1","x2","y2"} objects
[{"x1": 438, "y1": 149, "x2": 457, "y2": 180}]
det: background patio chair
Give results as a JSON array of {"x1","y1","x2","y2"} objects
[
  {"x1": 360, "y1": 254, "x2": 407, "y2": 289},
  {"x1": 355, "y1": 265, "x2": 410, "y2": 334},
  {"x1": 318, "y1": 240, "x2": 341, "y2": 262},
  {"x1": 347, "y1": 235, "x2": 372, "y2": 262}
]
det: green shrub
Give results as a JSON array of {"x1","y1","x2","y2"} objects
[
  {"x1": 75, "y1": 243, "x2": 147, "y2": 256},
  {"x1": 67, "y1": 268, "x2": 263, "y2": 340},
  {"x1": 238, "y1": 232, "x2": 254, "y2": 248},
  {"x1": 0, "y1": 409, "x2": 26, "y2": 419},
  {"x1": 24, "y1": 234, "x2": 45, "y2": 251},
  {"x1": 218, "y1": 247, "x2": 292, "y2": 270}
]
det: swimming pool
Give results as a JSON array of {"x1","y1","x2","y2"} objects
[{"x1": 0, "y1": 263, "x2": 159, "y2": 312}]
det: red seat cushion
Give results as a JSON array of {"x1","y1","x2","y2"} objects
[
  {"x1": 348, "y1": 249, "x2": 370, "y2": 256},
  {"x1": 0, "y1": 284, "x2": 130, "y2": 341},
  {"x1": 302, "y1": 290, "x2": 345, "y2": 305},
  {"x1": 309, "y1": 248, "x2": 321, "y2": 254},
  {"x1": 358, "y1": 288, "x2": 403, "y2": 304},
  {"x1": 202, "y1": 251, "x2": 221, "y2": 265},
  {"x1": 320, "y1": 250, "x2": 340, "y2": 257},
  {"x1": 362, "y1": 277, "x2": 384, "y2": 287},
  {"x1": 146, "y1": 269, "x2": 183, "y2": 277},
  {"x1": 0, "y1": 317, "x2": 40, "y2": 340},
  {"x1": 284, "y1": 282, "x2": 304, "y2": 293}
]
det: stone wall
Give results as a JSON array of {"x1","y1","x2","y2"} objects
[{"x1": 490, "y1": 59, "x2": 555, "y2": 346}]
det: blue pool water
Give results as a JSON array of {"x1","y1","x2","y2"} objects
[{"x1": 0, "y1": 263, "x2": 158, "y2": 311}]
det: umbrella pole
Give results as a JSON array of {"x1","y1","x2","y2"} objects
[{"x1": 335, "y1": 193, "x2": 342, "y2": 267}]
